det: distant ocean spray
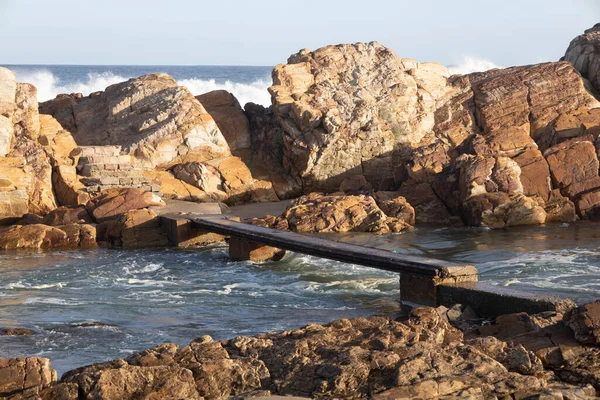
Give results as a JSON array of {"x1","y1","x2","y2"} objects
[{"x1": 4, "y1": 57, "x2": 500, "y2": 107}]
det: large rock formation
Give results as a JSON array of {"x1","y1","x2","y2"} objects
[
  {"x1": 0, "y1": 68, "x2": 62, "y2": 223},
  {"x1": 264, "y1": 37, "x2": 600, "y2": 227},
  {"x1": 40, "y1": 74, "x2": 230, "y2": 168},
  {"x1": 565, "y1": 23, "x2": 600, "y2": 93}
]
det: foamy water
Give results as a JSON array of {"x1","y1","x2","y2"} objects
[
  {"x1": 5, "y1": 65, "x2": 273, "y2": 107},
  {"x1": 2, "y1": 58, "x2": 501, "y2": 109}
]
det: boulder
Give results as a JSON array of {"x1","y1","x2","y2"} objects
[
  {"x1": 0, "y1": 223, "x2": 96, "y2": 250},
  {"x1": 0, "y1": 358, "x2": 56, "y2": 398},
  {"x1": 171, "y1": 156, "x2": 278, "y2": 205},
  {"x1": 284, "y1": 193, "x2": 391, "y2": 233},
  {"x1": 564, "y1": 23, "x2": 600, "y2": 92},
  {"x1": 40, "y1": 74, "x2": 231, "y2": 168},
  {"x1": 196, "y1": 90, "x2": 251, "y2": 151},
  {"x1": 269, "y1": 43, "x2": 459, "y2": 192},
  {"x1": 231, "y1": 216, "x2": 289, "y2": 262},
  {"x1": 105, "y1": 208, "x2": 169, "y2": 248},
  {"x1": 86, "y1": 188, "x2": 165, "y2": 223}
]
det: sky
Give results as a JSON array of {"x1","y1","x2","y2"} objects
[{"x1": 0, "y1": 0, "x2": 599, "y2": 67}]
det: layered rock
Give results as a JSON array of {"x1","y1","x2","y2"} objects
[
  {"x1": 85, "y1": 188, "x2": 165, "y2": 223},
  {"x1": 40, "y1": 74, "x2": 230, "y2": 168},
  {"x1": 0, "y1": 357, "x2": 57, "y2": 398}
]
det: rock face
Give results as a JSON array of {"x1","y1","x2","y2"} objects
[
  {"x1": 564, "y1": 300, "x2": 600, "y2": 345},
  {"x1": 196, "y1": 90, "x2": 251, "y2": 151},
  {"x1": 40, "y1": 74, "x2": 231, "y2": 168},
  {"x1": 264, "y1": 38, "x2": 600, "y2": 227}
]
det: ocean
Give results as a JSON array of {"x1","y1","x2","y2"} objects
[
  {"x1": 1, "y1": 64, "x2": 599, "y2": 375},
  {"x1": 3, "y1": 64, "x2": 274, "y2": 107}
]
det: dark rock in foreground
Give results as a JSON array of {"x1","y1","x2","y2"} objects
[{"x1": 4, "y1": 303, "x2": 600, "y2": 399}]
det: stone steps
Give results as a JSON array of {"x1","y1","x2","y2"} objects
[{"x1": 76, "y1": 145, "x2": 162, "y2": 196}]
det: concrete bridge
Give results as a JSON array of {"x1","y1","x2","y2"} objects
[{"x1": 155, "y1": 201, "x2": 571, "y2": 317}]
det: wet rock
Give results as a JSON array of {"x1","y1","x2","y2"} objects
[
  {"x1": 86, "y1": 188, "x2": 165, "y2": 223},
  {"x1": 398, "y1": 182, "x2": 460, "y2": 225},
  {"x1": 0, "y1": 327, "x2": 34, "y2": 336},
  {"x1": 284, "y1": 193, "x2": 392, "y2": 234}
]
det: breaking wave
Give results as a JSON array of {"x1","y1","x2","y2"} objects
[
  {"x1": 12, "y1": 69, "x2": 271, "y2": 107},
  {"x1": 447, "y1": 56, "x2": 502, "y2": 75}
]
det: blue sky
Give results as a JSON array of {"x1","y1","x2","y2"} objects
[{"x1": 0, "y1": 0, "x2": 598, "y2": 66}]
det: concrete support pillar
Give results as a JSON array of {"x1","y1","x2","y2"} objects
[
  {"x1": 229, "y1": 236, "x2": 286, "y2": 262},
  {"x1": 160, "y1": 215, "x2": 224, "y2": 247},
  {"x1": 400, "y1": 266, "x2": 478, "y2": 306}
]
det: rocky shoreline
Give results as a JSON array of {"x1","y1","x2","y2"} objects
[
  {"x1": 2, "y1": 22, "x2": 600, "y2": 400},
  {"x1": 3, "y1": 301, "x2": 600, "y2": 399}
]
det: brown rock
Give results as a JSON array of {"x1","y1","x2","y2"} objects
[
  {"x1": 58, "y1": 223, "x2": 98, "y2": 249},
  {"x1": 544, "y1": 189, "x2": 577, "y2": 223},
  {"x1": 339, "y1": 175, "x2": 373, "y2": 195},
  {"x1": 0, "y1": 224, "x2": 68, "y2": 250},
  {"x1": 564, "y1": 23, "x2": 600, "y2": 92},
  {"x1": 373, "y1": 191, "x2": 415, "y2": 225},
  {"x1": 284, "y1": 193, "x2": 390, "y2": 233},
  {"x1": 545, "y1": 139, "x2": 599, "y2": 194},
  {"x1": 244, "y1": 103, "x2": 302, "y2": 200},
  {"x1": 52, "y1": 165, "x2": 90, "y2": 207},
  {"x1": 144, "y1": 170, "x2": 209, "y2": 202},
  {"x1": 105, "y1": 208, "x2": 169, "y2": 248},
  {"x1": 0, "y1": 327, "x2": 34, "y2": 336},
  {"x1": 196, "y1": 90, "x2": 251, "y2": 151},
  {"x1": 0, "y1": 357, "x2": 57, "y2": 397},
  {"x1": 40, "y1": 74, "x2": 231, "y2": 168},
  {"x1": 41, "y1": 205, "x2": 93, "y2": 226},
  {"x1": 513, "y1": 148, "x2": 552, "y2": 201},
  {"x1": 398, "y1": 182, "x2": 460, "y2": 225},
  {"x1": 269, "y1": 43, "x2": 458, "y2": 192},
  {"x1": 564, "y1": 300, "x2": 600, "y2": 345},
  {"x1": 86, "y1": 188, "x2": 166, "y2": 223}
]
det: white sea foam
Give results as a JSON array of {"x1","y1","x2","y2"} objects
[
  {"x1": 3, "y1": 281, "x2": 66, "y2": 290},
  {"x1": 178, "y1": 78, "x2": 271, "y2": 107},
  {"x1": 13, "y1": 69, "x2": 272, "y2": 107},
  {"x1": 447, "y1": 56, "x2": 502, "y2": 75}
]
